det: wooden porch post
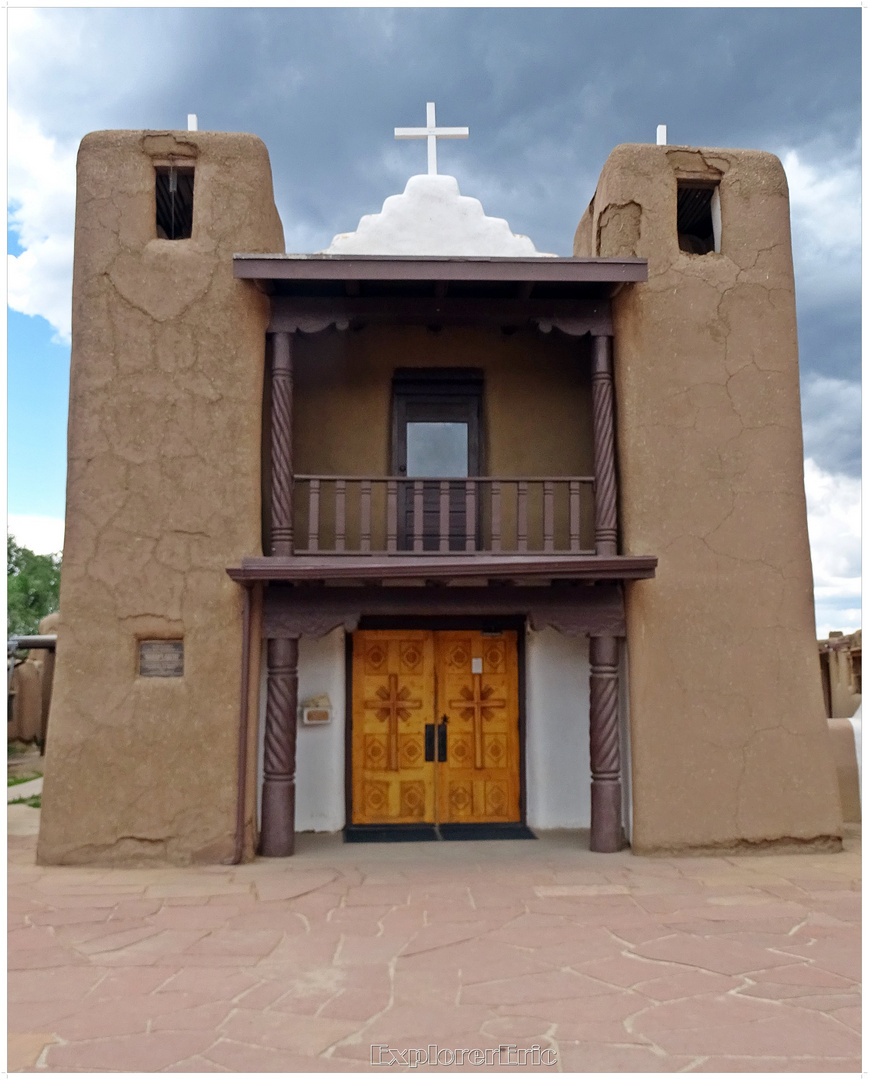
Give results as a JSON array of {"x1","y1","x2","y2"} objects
[
  {"x1": 260, "y1": 635, "x2": 299, "y2": 856},
  {"x1": 270, "y1": 331, "x2": 294, "y2": 556},
  {"x1": 589, "y1": 634, "x2": 622, "y2": 852},
  {"x1": 591, "y1": 334, "x2": 617, "y2": 557}
]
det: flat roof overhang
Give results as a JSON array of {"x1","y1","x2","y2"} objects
[
  {"x1": 233, "y1": 254, "x2": 648, "y2": 334},
  {"x1": 234, "y1": 253, "x2": 648, "y2": 289},
  {"x1": 226, "y1": 553, "x2": 658, "y2": 586}
]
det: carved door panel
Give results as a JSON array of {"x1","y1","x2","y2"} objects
[
  {"x1": 435, "y1": 630, "x2": 521, "y2": 824},
  {"x1": 351, "y1": 629, "x2": 520, "y2": 826},
  {"x1": 351, "y1": 631, "x2": 435, "y2": 825}
]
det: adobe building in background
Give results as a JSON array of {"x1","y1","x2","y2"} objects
[
  {"x1": 37, "y1": 119, "x2": 843, "y2": 866},
  {"x1": 819, "y1": 629, "x2": 861, "y2": 720}
]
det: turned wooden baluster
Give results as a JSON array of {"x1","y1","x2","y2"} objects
[
  {"x1": 517, "y1": 481, "x2": 528, "y2": 553},
  {"x1": 413, "y1": 481, "x2": 424, "y2": 553},
  {"x1": 491, "y1": 481, "x2": 502, "y2": 553},
  {"x1": 335, "y1": 480, "x2": 346, "y2": 552},
  {"x1": 543, "y1": 480, "x2": 555, "y2": 552},
  {"x1": 307, "y1": 480, "x2": 320, "y2": 552},
  {"x1": 464, "y1": 481, "x2": 476, "y2": 552},
  {"x1": 439, "y1": 482, "x2": 450, "y2": 553},
  {"x1": 386, "y1": 481, "x2": 398, "y2": 553},
  {"x1": 569, "y1": 480, "x2": 581, "y2": 552},
  {"x1": 360, "y1": 481, "x2": 372, "y2": 553}
]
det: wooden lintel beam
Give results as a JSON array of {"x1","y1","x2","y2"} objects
[
  {"x1": 261, "y1": 584, "x2": 629, "y2": 639},
  {"x1": 234, "y1": 254, "x2": 649, "y2": 284},
  {"x1": 268, "y1": 297, "x2": 613, "y2": 336},
  {"x1": 227, "y1": 553, "x2": 656, "y2": 584}
]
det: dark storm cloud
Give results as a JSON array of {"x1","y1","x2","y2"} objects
[
  {"x1": 13, "y1": 9, "x2": 859, "y2": 236},
  {"x1": 9, "y1": 7, "x2": 861, "y2": 471}
]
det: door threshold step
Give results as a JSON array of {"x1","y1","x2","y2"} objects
[
  {"x1": 344, "y1": 823, "x2": 536, "y2": 843},
  {"x1": 439, "y1": 823, "x2": 536, "y2": 841}
]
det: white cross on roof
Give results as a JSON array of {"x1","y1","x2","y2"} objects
[{"x1": 394, "y1": 102, "x2": 469, "y2": 176}]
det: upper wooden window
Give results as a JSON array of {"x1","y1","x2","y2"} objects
[
  {"x1": 392, "y1": 369, "x2": 482, "y2": 478},
  {"x1": 392, "y1": 369, "x2": 483, "y2": 551}
]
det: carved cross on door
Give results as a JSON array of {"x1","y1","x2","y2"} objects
[
  {"x1": 364, "y1": 673, "x2": 422, "y2": 771},
  {"x1": 449, "y1": 675, "x2": 507, "y2": 769}
]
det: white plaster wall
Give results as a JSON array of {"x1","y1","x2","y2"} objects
[
  {"x1": 322, "y1": 175, "x2": 555, "y2": 257},
  {"x1": 257, "y1": 629, "x2": 347, "y2": 833},
  {"x1": 525, "y1": 628, "x2": 592, "y2": 829}
]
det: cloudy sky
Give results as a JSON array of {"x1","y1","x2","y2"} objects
[{"x1": 7, "y1": 6, "x2": 861, "y2": 635}]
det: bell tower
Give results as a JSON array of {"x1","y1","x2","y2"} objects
[
  {"x1": 38, "y1": 130, "x2": 285, "y2": 865},
  {"x1": 575, "y1": 144, "x2": 842, "y2": 854}
]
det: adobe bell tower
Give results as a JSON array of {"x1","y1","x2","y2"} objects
[
  {"x1": 38, "y1": 130, "x2": 284, "y2": 865},
  {"x1": 575, "y1": 144, "x2": 842, "y2": 854}
]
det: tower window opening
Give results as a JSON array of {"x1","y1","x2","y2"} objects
[
  {"x1": 155, "y1": 166, "x2": 195, "y2": 239},
  {"x1": 677, "y1": 182, "x2": 720, "y2": 254}
]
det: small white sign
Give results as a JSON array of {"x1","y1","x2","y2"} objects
[
  {"x1": 300, "y1": 693, "x2": 331, "y2": 725},
  {"x1": 471, "y1": 657, "x2": 483, "y2": 674},
  {"x1": 301, "y1": 707, "x2": 330, "y2": 726}
]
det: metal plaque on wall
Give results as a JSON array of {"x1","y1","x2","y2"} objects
[{"x1": 139, "y1": 640, "x2": 184, "y2": 678}]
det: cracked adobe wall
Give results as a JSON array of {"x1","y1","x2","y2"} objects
[
  {"x1": 575, "y1": 144, "x2": 842, "y2": 853},
  {"x1": 38, "y1": 131, "x2": 284, "y2": 865}
]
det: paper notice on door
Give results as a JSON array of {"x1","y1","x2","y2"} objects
[{"x1": 471, "y1": 657, "x2": 483, "y2": 674}]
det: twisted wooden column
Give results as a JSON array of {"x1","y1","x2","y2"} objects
[
  {"x1": 270, "y1": 331, "x2": 294, "y2": 556},
  {"x1": 589, "y1": 634, "x2": 622, "y2": 852},
  {"x1": 260, "y1": 636, "x2": 299, "y2": 857},
  {"x1": 591, "y1": 334, "x2": 618, "y2": 557}
]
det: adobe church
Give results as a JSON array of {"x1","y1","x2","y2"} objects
[{"x1": 37, "y1": 108, "x2": 843, "y2": 865}]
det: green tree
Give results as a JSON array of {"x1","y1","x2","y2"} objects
[{"x1": 7, "y1": 535, "x2": 61, "y2": 636}]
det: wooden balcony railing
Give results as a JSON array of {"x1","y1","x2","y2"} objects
[{"x1": 292, "y1": 476, "x2": 596, "y2": 555}]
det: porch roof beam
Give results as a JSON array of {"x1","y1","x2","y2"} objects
[
  {"x1": 234, "y1": 253, "x2": 648, "y2": 286},
  {"x1": 262, "y1": 584, "x2": 629, "y2": 639},
  {"x1": 227, "y1": 553, "x2": 657, "y2": 585},
  {"x1": 268, "y1": 296, "x2": 613, "y2": 335}
]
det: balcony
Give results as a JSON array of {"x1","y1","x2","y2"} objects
[
  {"x1": 223, "y1": 255, "x2": 657, "y2": 587},
  {"x1": 228, "y1": 472, "x2": 656, "y2": 587},
  {"x1": 293, "y1": 474, "x2": 596, "y2": 556}
]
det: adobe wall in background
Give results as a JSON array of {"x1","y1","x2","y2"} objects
[
  {"x1": 38, "y1": 131, "x2": 284, "y2": 865},
  {"x1": 292, "y1": 325, "x2": 593, "y2": 478},
  {"x1": 575, "y1": 144, "x2": 843, "y2": 853},
  {"x1": 819, "y1": 629, "x2": 861, "y2": 720}
]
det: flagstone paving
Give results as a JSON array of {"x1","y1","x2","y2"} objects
[{"x1": 7, "y1": 813, "x2": 861, "y2": 1073}]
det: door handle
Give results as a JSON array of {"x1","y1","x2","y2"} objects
[
  {"x1": 425, "y1": 724, "x2": 435, "y2": 761},
  {"x1": 437, "y1": 720, "x2": 447, "y2": 762}
]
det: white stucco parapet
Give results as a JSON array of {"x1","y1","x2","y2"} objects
[{"x1": 321, "y1": 174, "x2": 555, "y2": 257}]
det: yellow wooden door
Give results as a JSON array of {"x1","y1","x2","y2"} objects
[
  {"x1": 351, "y1": 629, "x2": 520, "y2": 826},
  {"x1": 435, "y1": 630, "x2": 521, "y2": 824},
  {"x1": 351, "y1": 631, "x2": 435, "y2": 824}
]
